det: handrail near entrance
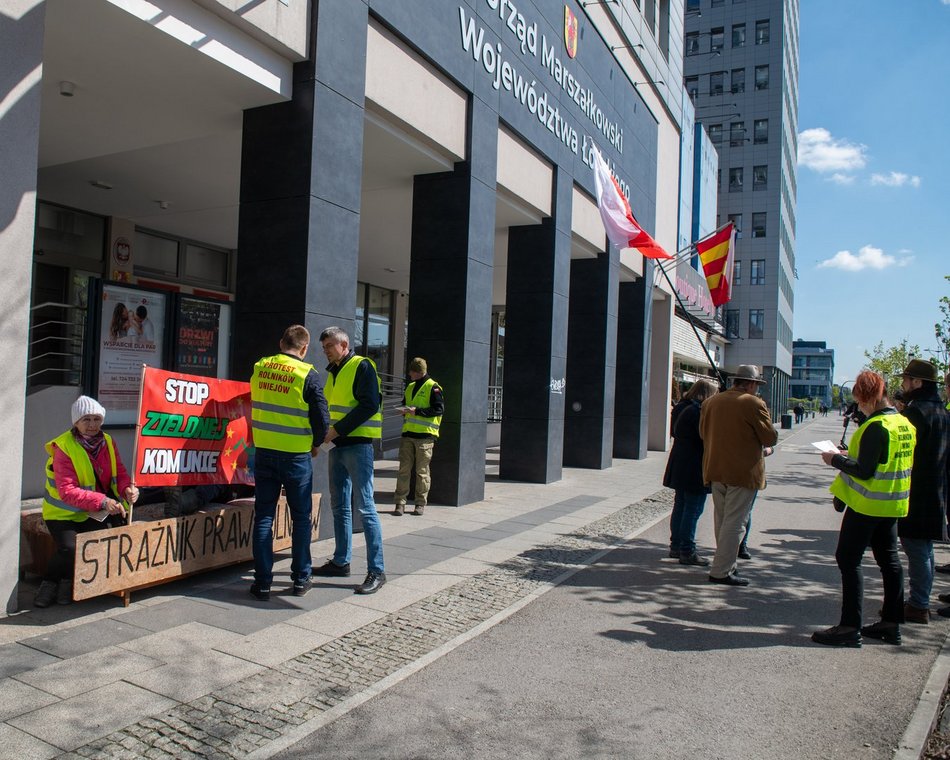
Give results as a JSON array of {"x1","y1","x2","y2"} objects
[{"x1": 27, "y1": 300, "x2": 87, "y2": 388}]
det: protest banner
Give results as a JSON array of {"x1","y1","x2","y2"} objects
[
  {"x1": 134, "y1": 367, "x2": 254, "y2": 487},
  {"x1": 72, "y1": 497, "x2": 319, "y2": 601}
]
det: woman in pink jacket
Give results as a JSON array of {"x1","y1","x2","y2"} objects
[{"x1": 34, "y1": 396, "x2": 139, "y2": 608}]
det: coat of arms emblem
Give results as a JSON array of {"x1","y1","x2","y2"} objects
[{"x1": 564, "y1": 6, "x2": 578, "y2": 59}]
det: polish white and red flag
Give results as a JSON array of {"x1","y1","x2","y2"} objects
[{"x1": 592, "y1": 145, "x2": 672, "y2": 259}]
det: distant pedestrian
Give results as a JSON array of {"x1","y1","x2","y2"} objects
[
  {"x1": 316, "y1": 326, "x2": 387, "y2": 595},
  {"x1": 794, "y1": 403, "x2": 805, "y2": 425},
  {"x1": 699, "y1": 365, "x2": 778, "y2": 586},
  {"x1": 248, "y1": 325, "x2": 329, "y2": 601},
  {"x1": 812, "y1": 371, "x2": 915, "y2": 647},
  {"x1": 393, "y1": 357, "x2": 444, "y2": 516},
  {"x1": 662, "y1": 378, "x2": 719, "y2": 566}
]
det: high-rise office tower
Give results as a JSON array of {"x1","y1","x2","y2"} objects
[{"x1": 684, "y1": 0, "x2": 799, "y2": 416}]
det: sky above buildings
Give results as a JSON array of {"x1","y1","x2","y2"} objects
[{"x1": 793, "y1": 0, "x2": 950, "y2": 384}]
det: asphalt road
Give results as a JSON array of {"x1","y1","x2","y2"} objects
[{"x1": 274, "y1": 415, "x2": 949, "y2": 760}]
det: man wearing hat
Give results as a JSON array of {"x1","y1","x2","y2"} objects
[
  {"x1": 393, "y1": 357, "x2": 444, "y2": 516},
  {"x1": 896, "y1": 359, "x2": 950, "y2": 623},
  {"x1": 699, "y1": 365, "x2": 778, "y2": 586}
]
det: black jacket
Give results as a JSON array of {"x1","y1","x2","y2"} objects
[
  {"x1": 898, "y1": 386, "x2": 950, "y2": 540},
  {"x1": 663, "y1": 399, "x2": 709, "y2": 493}
]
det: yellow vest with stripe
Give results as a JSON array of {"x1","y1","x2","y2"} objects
[
  {"x1": 829, "y1": 413, "x2": 916, "y2": 517},
  {"x1": 402, "y1": 378, "x2": 442, "y2": 437},
  {"x1": 251, "y1": 353, "x2": 314, "y2": 453},
  {"x1": 325, "y1": 355, "x2": 382, "y2": 439},
  {"x1": 42, "y1": 431, "x2": 121, "y2": 522}
]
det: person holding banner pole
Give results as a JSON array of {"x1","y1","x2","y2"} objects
[
  {"x1": 34, "y1": 396, "x2": 139, "y2": 608},
  {"x1": 249, "y1": 325, "x2": 330, "y2": 601}
]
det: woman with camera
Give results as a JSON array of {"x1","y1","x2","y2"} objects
[{"x1": 812, "y1": 371, "x2": 916, "y2": 647}]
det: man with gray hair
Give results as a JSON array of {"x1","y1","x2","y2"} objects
[
  {"x1": 316, "y1": 326, "x2": 386, "y2": 595},
  {"x1": 699, "y1": 365, "x2": 778, "y2": 586}
]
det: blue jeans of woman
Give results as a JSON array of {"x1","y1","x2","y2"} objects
[
  {"x1": 900, "y1": 536, "x2": 934, "y2": 610},
  {"x1": 252, "y1": 448, "x2": 313, "y2": 586},
  {"x1": 329, "y1": 444, "x2": 385, "y2": 574},
  {"x1": 669, "y1": 490, "x2": 707, "y2": 556}
]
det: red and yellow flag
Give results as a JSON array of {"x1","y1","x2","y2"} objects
[{"x1": 697, "y1": 223, "x2": 736, "y2": 307}]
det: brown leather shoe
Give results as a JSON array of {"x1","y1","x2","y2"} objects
[{"x1": 904, "y1": 603, "x2": 930, "y2": 624}]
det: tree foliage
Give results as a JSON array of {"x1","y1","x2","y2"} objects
[
  {"x1": 863, "y1": 339, "x2": 922, "y2": 395},
  {"x1": 933, "y1": 274, "x2": 950, "y2": 375}
]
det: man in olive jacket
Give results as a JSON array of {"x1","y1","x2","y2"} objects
[
  {"x1": 898, "y1": 359, "x2": 950, "y2": 622},
  {"x1": 700, "y1": 365, "x2": 778, "y2": 586}
]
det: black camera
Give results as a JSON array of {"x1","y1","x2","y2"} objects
[{"x1": 843, "y1": 402, "x2": 865, "y2": 427}]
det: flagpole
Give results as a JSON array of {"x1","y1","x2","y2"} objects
[{"x1": 654, "y1": 258, "x2": 728, "y2": 389}]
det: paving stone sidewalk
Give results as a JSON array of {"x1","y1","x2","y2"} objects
[{"x1": 0, "y1": 444, "x2": 682, "y2": 759}]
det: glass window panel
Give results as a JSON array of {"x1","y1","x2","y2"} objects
[
  {"x1": 183, "y1": 244, "x2": 229, "y2": 287},
  {"x1": 709, "y1": 71, "x2": 724, "y2": 95},
  {"x1": 753, "y1": 165, "x2": 768, "y2": 190},
  {"x1": 750, "y1": 259, "x2": 765, "y2": 284},
  {"x1": 732, "y1": 23, "x2": 745, "y2": 47},
  {"x1": 685, "y1": 75, "x2": 698, "y2": 100},
  {"x1": 755, "y1": 64, "x2": 769, "y2": 90},
  {"x1": 754, "y1": 118, "x2": 768, "y2": 144},
  {"x1": 134, "y1": 231, "x2": 179, "y2": 278},
  {"x1": 366, "y1": 285, "x2": 392, "y2": 373},
  {"x1": 710, "y1": 28, "x2": 724, "y2": 51},
  {"x1": 731, "y1": 68, "x2": 745, "y2": 94},
  {"x1": 755, "y1": 19, "x2": 770, "y2": 45},
  {"x1": 749, "y1": 309, "x2": 764, "y2": 339},
  {"x1": 685, "y1": 32, "x2": 699, "y2": 55},
  {"x1": 730, "y1": 120, "x2": 745, "y2": 146},
  {"x1": 354, "y1": 282, "x2": 367, "y2": 355},
  {"x1": 752, "y1": 212, "x2": 767, "y2": 238},
  {"x1": 729, "y1": 167, "x2": 743, "y2": 192},
  {"x1": 707, "y1": 123, "x2": 723, "y2": 143},
  {"x1": 732, "y1": 260, "x2": 742, "y2": 286}
]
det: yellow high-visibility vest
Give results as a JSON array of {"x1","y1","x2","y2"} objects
[
  {"x1": 325, "y1": 355, "x2": 382, "y2": 439},
  {"x1": 829, "y1": 413, "x2": 916, "y2": 517},
  {"x1": 41, "y1": 431, "x2": 120, "y2": 522},
  {"x1": 402, "y1": 378, "x2": 442, "y2": 437},
  {"x1": 251, "y1": 353, "x2": 314, "y2": 453}
]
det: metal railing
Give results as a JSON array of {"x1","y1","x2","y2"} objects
[
  {"x1": 27, "y1": 301, "x2": 86, "y2": 388},
  {"x1": 487, "y1": 385, "x2": 503, "y2": 422}
]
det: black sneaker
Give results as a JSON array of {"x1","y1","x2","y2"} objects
[
  {"x1": 737, "y1": 547, "x2": 752, "y2": 560},
  {"x1": 292, "y1": 578, "x2": 312, "y2": 597},
  {"x1": 811, "y1": 625, "x2": 861, "y2": 648},
  {"x1": 355, "y1": 572, "x2": 386, "y2": 595},
  {"x1": 314, "y1": 560, "x2": 351, "y2": 577},
  {"x1": 34, "y1": 581, "x2": 57, "y2": 608},
  {"x1": 679, "y1": 553, "x2": 710, "y2": 566},
  {"x1": 861, "y1": 620, "x2": 901, "y2": 645},
  {"x1": 249, "y1": 582, "x2": 271, "y2": 601}
]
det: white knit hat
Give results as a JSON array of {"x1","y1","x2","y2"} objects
[{"x1": 72, "y1": 396, "x2": 106, "y2": 425}]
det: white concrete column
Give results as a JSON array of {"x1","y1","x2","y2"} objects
[{"x1": 1, "y1": 0, "x2": 45, "y2": 613}]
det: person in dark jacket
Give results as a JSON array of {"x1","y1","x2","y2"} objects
[
  {"x1": 897, "y1": 359, "x2": 950, "y2": 623},
  {"x1": 663, "y1": 378, "x2": 719, "y2": 566}
]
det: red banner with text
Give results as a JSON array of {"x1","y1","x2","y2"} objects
[{"x1": 134, "y1": 367, "x2": 254, "y2": 487}]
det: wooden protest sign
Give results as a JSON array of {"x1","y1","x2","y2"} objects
[{"x1": 72, "y1": 496, "x2": 319, "y2": 601}]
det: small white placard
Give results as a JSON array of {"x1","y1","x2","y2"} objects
[{"x1": 811, "y1": 440, "x2": 841, "y2": 454}]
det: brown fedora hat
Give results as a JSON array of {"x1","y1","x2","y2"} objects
[
  {"x1": 730, "y1": 365, "x2": 767, "y2": 384},
  {"x1": 902, "y1": 358, "x2": 938, "y2": 383}
]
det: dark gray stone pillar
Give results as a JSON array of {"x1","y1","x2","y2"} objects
[
  {"x1": 407, "y1": 100, "x2": 497, "y2": 507},
  {"x1": 614, "y1": 263, "x2": 654, "y2": 459},
  {"x1": 499, "y1": 170, "x2": 571, "y2": 483},
  {"x1": 235, "y1": 0, "x2": 368, "y2": 536},
  {"x1": 234, "y1": 0, "x2": 369, "y2": 377},
  {"x1": 564, "y1": 248, "x2": 619, "y2": 469}
]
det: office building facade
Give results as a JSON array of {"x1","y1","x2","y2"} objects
[
  {"x1": 0, "y1": 0, "x2": 692, "y2": 611},
  {"x1": 683, "y1": 0, "x2": 799, "y2": 416},
  {"x1": 790, "y1": 340, "x2": 835, "y2": 408}
]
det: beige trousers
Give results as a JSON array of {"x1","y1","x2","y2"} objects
[
  {"x1": 709, "y1": 482, "x2": 757, "y2": 579},
  {"x1": 394, "y1": 437, "x2": 435, "y2": 507}
]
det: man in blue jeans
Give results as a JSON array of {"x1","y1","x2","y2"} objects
[
  {"x1": 249, "y1": 325, "x2": 329, "y2": 601},
  {"x1": 316, "y1": 326, "x2": 386, "y2": 595},
  {"x1": 896, "y1": 359, "x2": 950, "y2": 623}
]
